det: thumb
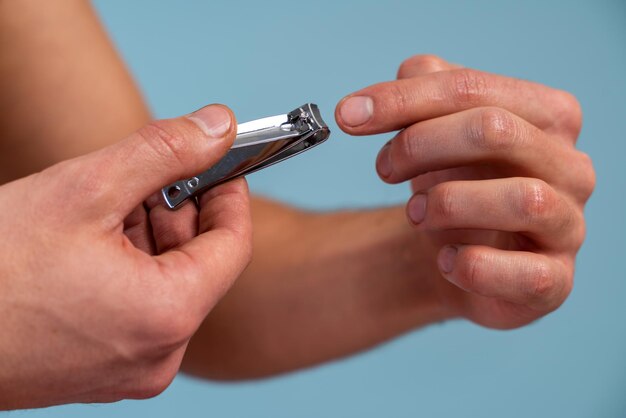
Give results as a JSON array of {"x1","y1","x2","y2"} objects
[{"x1": 83, "y1": 104, "x2": 236, "y2": 218}]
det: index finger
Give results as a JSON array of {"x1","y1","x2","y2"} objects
[
  {"x1": 396, "y1": 54, "x2": 462, "y2": 79},
  {"x1": 335, "y1": 68, "x2": 581, "y2": 138}
]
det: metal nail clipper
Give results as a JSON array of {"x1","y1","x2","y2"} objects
[{"x1": 161, "y1": 103, "x2": 331, "y2": 209}]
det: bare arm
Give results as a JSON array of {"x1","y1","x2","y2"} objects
[
  {"x1": 183, "y1": 198, "x2": 447, "y2": 379},
  {"x1": 0, "y1": 1, "x2": 592, "y2": 386},
  {"x1": 0, "y1": 0, "x2": 149, "y2": 183},
  {"x1": 0, "y1": 0, "x2": 447, "y2": 380}
]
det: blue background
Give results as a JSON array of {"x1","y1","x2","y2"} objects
[{"x1": 10, "y1": 1, "x2": 625, "y2": 417}]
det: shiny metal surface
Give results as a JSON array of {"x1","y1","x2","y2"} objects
[{"x1": 161, "y1": 103, "x2": 331, "y2": 209}]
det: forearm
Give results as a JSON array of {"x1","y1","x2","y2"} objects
[
  {"x1": 182, "y1": 197, "x2": 451, "y2": 380},
  {"x1": 0, "y1": 0, "x2": 149, "y2": 183}
]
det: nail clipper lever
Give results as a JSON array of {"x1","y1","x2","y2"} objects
[{"x1": 162, "y1": 103, "x2": 331, "y2": 209}]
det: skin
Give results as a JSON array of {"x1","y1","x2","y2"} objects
[
  {"x1": 187, "y1": 57, "x2": 594, "y2": 379},
  {"x1": 0, "y1": 104, "x2": 253, "y2": 409},
  {"x1": 0, "y1": 0, "x2": 594, "y2": 408},
  {"x1": 344, "y1": 56, "x2": 594, "y2": 329}
]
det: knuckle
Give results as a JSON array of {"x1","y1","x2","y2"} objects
[
  {"x1": 397, "y1": 54, "x2": 446, "y2": 77},
  {"x1": 154, "y1": 305, "x2": 197, "y2": 347},
  {"x1": 222, "y1": 212, "x2": 253, "y2": 269},
  {"x1": 527, "y1": 263, "x2": 558, "y2": 305},
  {"x1": 131, "y1": 382, "x2": 168, "y2": 401},
  {"x1": 562, "y1": 266, "x2": 575, "y2": 299},
  {"x1": 459, "y1": 247, "x2": 486, "y2": 291},
  {"x1": 517, "y1": 179, "x2": 555, "y2": 224},
  {"x1": 450, "y1": 69, "x2": 490, "y2": 105},
  {"x1": 394, "y1": 130, "x2": 423, "y2": 168},
  {"x1": 472, "y1": 107, "x2": 521, "y2": 151},
  {"x1": 228, "y1": 227, "x2": 253, "y2": 272},
  {"x1": 126, "y1": 303, "x2": 196, "y2": 361},
  {"x1": 130, "y1": 364, "x2": 179, "y2": 400},
  {"x1": 575, "y1": 152, "x2": 597, "y2": 201},
  {"x1": 553, "y1": 90, "x2": 583, "y2": 135},
  {"x1": 136, "y1": 121, "x2": 191, "y2": 170},
  {"x1": 430, "y1": 183, "x2": 458, "y2": 223},
  {"x1": 387, "y1": 81, "x2": 410, "y2": 114},
  {"x1": 571, "y1": 216, "x2": 587, "y2": 251},
  {"x1": 557, "y1": 199, "x2": 577, "y2": 236}
]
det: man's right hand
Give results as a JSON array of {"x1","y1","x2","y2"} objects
[{"x1": 0, "y1": 104, "x2": 252, "y2": 409}]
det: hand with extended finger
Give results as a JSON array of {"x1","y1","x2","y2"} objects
[{"x1": 336, "y1": 55, "x2": 595, "y2": 329}]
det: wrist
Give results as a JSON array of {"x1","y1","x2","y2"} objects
[
  {"x1": 308, "y1": 205, "x2": 457, "y2": 330},
  {"x1": 377, "y1": 206, "x2": 460, "y2": 326}
]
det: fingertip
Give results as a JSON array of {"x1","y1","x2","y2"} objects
[
  {"x1": 438, "y1": 245, "x2": 459, "y2": 276},
  {"x1": 185, "y1": 104, "x2": 237, "y2": 143},
  {"x1": 335, "y1": 95, "x2": 374, "y2": 131},
  {"x1": 406, "y1": 193, "x2": 427, "y2": 225},
  {"x1": 376, "y1": 141, "x2": 393, "y2": 180},
  {"x1": 334, "y1": 96, "x2": 351, "y2": 133}
]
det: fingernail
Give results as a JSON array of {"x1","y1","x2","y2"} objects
[
  {"x1": 376, "y1": 142, "x2": 393, "y2": 178},
  {"x1": 339, "y1": 96, "x2": 373, "y2": 127},
  {"x1": 408, "y1": 194, "x2": 427, "y2": 224},
  {"x1": 438, "y1": 246, "x2": 458, "y2": 274},
  {"x1": 187, "y1": 105, "x2": 231, "y2": 138}
]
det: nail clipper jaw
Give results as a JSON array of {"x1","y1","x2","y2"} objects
[{"x1": 288, "y1": 103, "x2": 330, "y2": 141}]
